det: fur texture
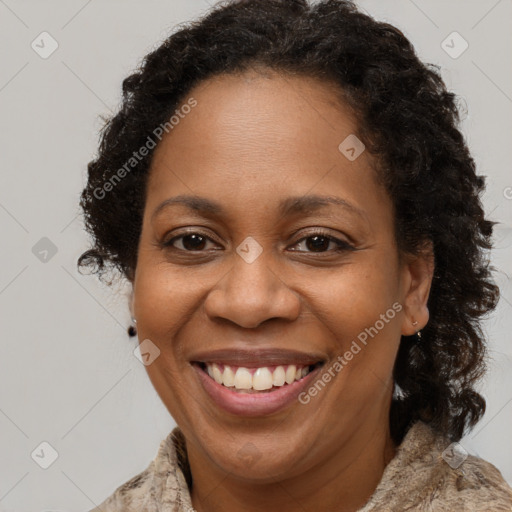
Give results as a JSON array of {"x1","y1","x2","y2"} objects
[{"x1": 90, "y1": 422, "x2": 512, "y2": 511}]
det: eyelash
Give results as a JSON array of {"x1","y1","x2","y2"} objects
[{"x1": 161, "y1": 229, "x2": 355, "y2": 254}]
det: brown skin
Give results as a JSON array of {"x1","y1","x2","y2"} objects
[{"x1": 131, "y1": 69, "x2": 434, "y2": 512}]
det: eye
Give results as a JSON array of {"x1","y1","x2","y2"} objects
[
  {"x1": 163, "y1": 231, "x2": 219, "y2": 252},
  {"x1": 289, "y1": 230, "x2": 355, "y2": 254}
]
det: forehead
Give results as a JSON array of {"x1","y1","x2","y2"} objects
[
  {"x1": 145, "y1": 70, "x2": 392, "y2": 231},
  {"x1": 148, "y1": 69, "x2": 362, "y2": 173}
]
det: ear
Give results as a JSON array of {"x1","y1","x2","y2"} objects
[{"x1": 399, "y1": 239, "x2": 435, "y2": 336}]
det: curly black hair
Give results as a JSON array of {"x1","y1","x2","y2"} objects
[{"x1": 77, "y1": 0, "x2": 500, "y2": 444}]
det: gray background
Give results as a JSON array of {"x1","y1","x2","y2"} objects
[{"x1": 0, "y1": 0, "x2": 511, "y2": 510}]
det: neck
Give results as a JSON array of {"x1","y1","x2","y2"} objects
[{"x1": 188, "y1": 418, "x2": 396, "y2": 512}]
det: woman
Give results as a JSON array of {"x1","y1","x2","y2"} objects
[{"x1": 78, "y1": 0, "x2": 512, "y2": 510}]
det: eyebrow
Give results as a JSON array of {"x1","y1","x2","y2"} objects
[{"x1": 151, "y1": 194, "x2": 367, "y2": 222}]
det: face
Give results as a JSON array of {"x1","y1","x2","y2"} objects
[{"x1": 132, "y1": 69, "x2": 432, "y2": 482}]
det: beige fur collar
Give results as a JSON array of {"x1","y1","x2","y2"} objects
[{"x1": 91, "y1": 421, "x2": 512, "y2": 511}]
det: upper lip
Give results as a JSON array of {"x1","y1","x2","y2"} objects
[{"x1": 190, "y1": 348, "x2": 326, "y2": 368}]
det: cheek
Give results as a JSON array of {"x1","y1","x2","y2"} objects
[
  {"x1": 304, "y1": 260, "x2": 400, "y2": 339},
  {"x1": 308, "y1": 264, "x2": 402, "y2": 388},
  {"x1": 133, "y1": 263, "x2": 205, "y2": 422},
  {"x1": 134, "y1": 261, "x2": 202, "y2": 336}
]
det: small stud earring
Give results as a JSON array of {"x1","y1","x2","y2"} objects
[
  {"x1": 412, "y1": 320, "x2": 422, "y2": 340},
  {"x1": 128, "y1": 317, "x2": 137, "y2": 337}
]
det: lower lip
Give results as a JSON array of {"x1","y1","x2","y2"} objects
[{"x1": 192, "y1": 363, "x2": 323, "y2": 416}]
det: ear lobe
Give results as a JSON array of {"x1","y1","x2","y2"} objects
[{"x1": 400, "y1": 239, "x2": 435, "y2": 336}]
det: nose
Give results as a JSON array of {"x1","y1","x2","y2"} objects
[{"x1": 203, "y1": 252, "x2": 301, "y2": 329}]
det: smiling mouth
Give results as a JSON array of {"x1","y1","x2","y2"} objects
[{"x1": 196, "y1": 362, "x2": 324, "y2": 393}]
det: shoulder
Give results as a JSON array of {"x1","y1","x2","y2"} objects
[
  {"x1": 361, "y1": 421, "x2": 512, "y2": 511},
  {"x1": 447, "y1": 453, "x2": 512, "y2": 510}
]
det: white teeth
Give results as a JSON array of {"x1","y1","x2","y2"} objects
[
  {"x1": 212, "y1": 363, "x2": 223, "y2": 385},
  {"x1": 285, "y1": 365, "x2": 297, "y2": 384},
  {"x1": 204, "y1": 362, "x2": 314, "y2": 391},
  {"x1": 222, "y1": 365, "x2": 235, "y2": 387},
  {"x1": 234, "y1": 367, "x2": 252, "y2": 389},
  {"x1": 253, "y1": 368, "x2": 273, "y2": 390},
  {"x1": 272, "y1": 366, "x2": 286, "y2": 387}
]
